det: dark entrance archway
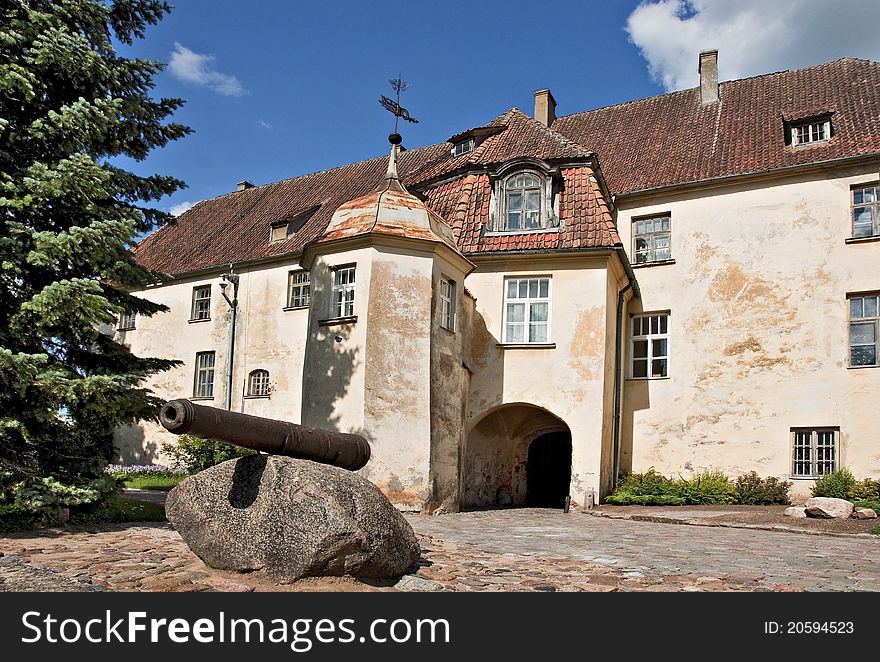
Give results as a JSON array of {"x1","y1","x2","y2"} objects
[{"x1": 526, "y1": 431, "x2": 572, "y2": 508}]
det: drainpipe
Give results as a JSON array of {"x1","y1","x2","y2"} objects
[
  {"x1": 220, "y1": 266, "x2": 240, "y2": 411},
  {"x1": 612, "y1": 246, "x2": 638, "y2": 491}
]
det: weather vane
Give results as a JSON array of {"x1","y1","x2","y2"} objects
[{"x1": 380, "y1": 75, "x2": 419, "y2": 138}]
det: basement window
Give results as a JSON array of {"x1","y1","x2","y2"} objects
[{"x1": 791, "y1": 428, "x2": 838, "y2": 477}]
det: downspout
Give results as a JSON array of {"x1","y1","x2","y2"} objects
[
  {"x1": 220, "y1": 267, "x2": 240, "y2": 411},
  {"x1": 612, "y1": 245, "x2": 638, "y2": 491}
]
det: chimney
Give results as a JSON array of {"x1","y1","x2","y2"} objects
[
  {"x1": 699, "y1": 50, "x2": 719, "y2": 104},
  {"x1": 533, "y1": 89, "x2": 557, "y2": 127},
  {"x1": 236, "y1": 180, "x2": 254, "y2": 192}
]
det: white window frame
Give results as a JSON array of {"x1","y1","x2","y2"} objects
[
  {"x1": 632, "y1": 214, "x2": 672, "y2": 264},
  {"x1": 331, "y1": 264, "x2": 356, "y2": 319},
  {"x1": 247, "y1": 369, "x2": 270, "y2": 397},
  {"x1": 191, "y1": 285, "x2": 211, "y2": 321},
  {"x1": 848, "y1": 292, "x2": 879, "y2": 367},
  {"x1": 791, "y1": 119, "x2": 830, "y2": 146},
  {"x1": 117, "y1": 311, "x2": 136, "y2": 331},
  {"x1": 852, "y1": 184, "x2": 880, "y2": 239},
  {"x1": 630, "y1": 313, "x2": 669, "y2": 379},
  {"x1": 503, "y1": 276, "x2": 552, "y2": 344},
  {"x1": 287, "y1": 270, "x2": 310, "y2": 308},
  {"x1": 193, "y1": 351, "x2": 215, "y2": 399},
  {"x1": 791, "y1": 428, "x2": 838, "y2": 478},
  {"x1": 439, "y1": 276, "x2": 456, "y2": 332},
  {"x1": 453, "y1": 138, "x2": 474, "y2": 157}
]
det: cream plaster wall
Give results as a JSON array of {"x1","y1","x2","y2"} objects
[{"x1": 617, "y1": 163, "x2": 880, "y2": 497}]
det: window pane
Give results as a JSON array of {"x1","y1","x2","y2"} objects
[
  {"x1": 853, "y1": 189, "x2": 864, "y2": 205},
  {"x1": 507, "y1": 280, "x2": 517, "y2": 298},
  {"x1": 652, "y1": 338, "x2": 667, "y2": 358},
  {"x1": 507, "y1": 211, "x2": 521, "y2": 229},
  {"x1": 507, "y1": 302, "x2": 525, "y2": 323},
  {"x1": 865, "y1": 297, "x2": 878, "y2": 318},
  {"x1": 659, "y1": 315, "x2": 668, "y2": 334},
  {"x1": 528, "y1": 279, "x2": 538, "y2": 298},
  {"x1": 508, "y1": 191, "x2": 522, "y2": 211},
  {"x1": 539, "y1": 279, "x2": 549, "y2": 298},
  {"x1": 633, "y1": 339, "x2": 648, "y2": 359},
  {"x1": 854, "y1": 206, "x2": 873, "y2": 225},
  {"x1": 852, "y1": 344, "x2": 877, "y2": 366},
  {"x1": 850, "y1": 321, "x2": 875, "y2": 345},
  {"x1": 651, "y1": 358, "x2": 668, "y2": 378},
  {"x1": 651, "y1": 316, "x2": 659, "y2": 334},
  {"x1": 850, "y1": 298, "x2": 864, "y2": 319},
  {"x1": 529, "y1": 323, "x2": 548, "y2": 343},
  {"x1": 518, "y1": 280, "x2": 528, "y2": 298},
  {"x1": 506, "y1": 323, "x2": 524, "y2": 343},
  {"x1": 530, "y1": 301, "x2": 548, "y2": 322},
  {"x1": 525, "y1": 190, "x2": 540, "y2": 211},
  {"x1": 632, "y1": 359, "x2": 647, "y2": 378}
]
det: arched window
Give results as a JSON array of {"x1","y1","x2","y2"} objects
[
  {"x1": 247, "y1": 369, "x2": 270, "y2": 397},
  {"x1": 504, "y1": 172, "x2": 542, "y2": 231}
]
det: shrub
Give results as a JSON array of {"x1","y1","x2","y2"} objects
[
  {"x1": 604, "y1": 493, "x2": 686, "y2": 506},
  {"x1": 675, "y1": 470, "x2": 737, "y2": 505},
  {"x1": 735, "y1": 472, "x2": 792, "y2": 505},
  {"x1": 811, "y1": 468, "x2": 856, "y2": 499},
  {"x1": 613, "y1": 468, "x2": 677, "y2": 497},
  {"x1": 871, "y1": 523, "x2": 880, "y2": 536},
  {"x1": 848, "y1": 478, "x2": 880, "y2": 502},
  {"x1": 161, "y1": 434, "x2": 255, "y2": 474}
]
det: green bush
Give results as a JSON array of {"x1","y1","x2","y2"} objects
[
  {"x1": 848, "y1": 478, "x2": 880, "y2": 502},
  {"x1": 161, "y1": 434, "x2": 255, "y2": 474},
  {"x1": 735, "y1": 471, "x2": 792, "y2": 505},
  {"x1": 871, "y1": 523, "x2": 880, "y2": 536},
  {"x1": 614, "y1": 468, "x2": 677, "y2": 496},
  {"x1": 604, "y1": 493, "x2": 686, "y2": 506},
  {"x1": 69, "y1": 495, "x2": 165, "y2": 525},
  {"x1": 675, "y1": 470, "x2": 737, "y2": 505},
  {"x1": 811, "y1": 468, "x2": 856, "y2": 499}
]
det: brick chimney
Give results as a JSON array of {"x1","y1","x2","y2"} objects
[
  {"x1": 237, "y1": 180, "x2": 254, "y2": 191},
  {"x1": 533, "y1": 89, "x2": 557, "y2": 127},
  {"x1": 699, "y1": 50, "x2": 719, "y2": 104}
]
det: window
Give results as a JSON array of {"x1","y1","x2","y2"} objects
[
  {"x1": 270, "y1": 221, "x2": 289, "y2": 242},
  {"x1": 331, "y1": 265, "x2": 356, "y2": 318},
  {"x1": 632, "y1": 214, "x2": 671, "y2": 264},
  {"x1": 287, "y1": 270, "x2": 310, "y2": 308},
  {"x1": 193, "y1": 351, "x2": 215, "y2": 398},
  {"x1": 117, "y1": 312, "x2": 136, "y2": 331},
  {"x1": 852, "y1": 184, "x2": 879, "y2": 238},
  {"x1": 453, "y1": 139, "x2": 474, "y2": 157},
  {"x1": 504, "y1": 172, "x2": 543, "y2": 231},
  {"x1": 791, "y1": 119, "x2": 830, "y2": 146},
  {"x1": 191, "y1": 285, "x2": 211, "y2": 321},
  {"x1": 439, "y1": 276, "x2": 456, "y2": 331},
  {"x1": 849, "y1": 293, "x2": 879, "y2": 367},
  {"x1": 631, "y1": 313, "x2": 669, "y2": 378},
  {"x1": 247, "y1": 369, "x2": 270, "y2": 397},
  {"x1": 504, "y1": 277, "x2": 550, "y2": 343},
  {"x1": 792, "y1": 428, "x2": 838, "y2": 477}
]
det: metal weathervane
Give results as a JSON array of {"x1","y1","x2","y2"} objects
[{"x1": 380, "y1": 76, "x2": 419, "y2": 135}]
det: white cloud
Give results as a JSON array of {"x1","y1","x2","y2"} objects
[
  {"x1": 169, "y1": 200, "x2": 195, "y2": 216},
  {"x1": 168, "y1": 43, "x2": 245, "y2": 97},
  {"x1": 626, "y1": 0, "x2": 880, "y2": 91},
  {"x1": 259, "y1": 117, "x2": 273, "y2": 130}
]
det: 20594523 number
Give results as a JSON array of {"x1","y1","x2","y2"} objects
[{"x1": 787, "y1": 622, "x2": 854, "y2": 634}]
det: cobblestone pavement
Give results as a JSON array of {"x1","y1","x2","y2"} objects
[{"x1": 1, "y1": 508, "x2": 878, "y2": 592}]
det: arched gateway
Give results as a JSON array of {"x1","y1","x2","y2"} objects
[{"x1": 462, "y1": 404, "x2": 572, "y2": 509}]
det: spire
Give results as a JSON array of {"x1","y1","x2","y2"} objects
[{"x1": 385, "y1": 132, "x2": 402, "y2": 181}]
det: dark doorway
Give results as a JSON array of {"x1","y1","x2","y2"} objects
[{"x1": 526, "y1": 431, "x2": 572, "y2": 508}]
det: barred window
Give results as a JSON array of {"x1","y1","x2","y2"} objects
[
  {"x1": 287, "y1": 270, "x2": 310, "y2": 308},
  {"x1": 631, "y1": 313, "x2": 669, "y2": 379},
  {"x1": 792, "y1": 428, "x2": 838, "y2": 477},
  {"x1": 193, "y1": 351, "x2": 215, "y2": 398},
  {"x1": 247, "y1": 369, "x2": 270, "y2": 397},
  {"x1": 331, "y1": 265, "x2": 356, "y2": 318},
  {"x1": 191, "y1": 285, "x2": 211, "y2": 321}
]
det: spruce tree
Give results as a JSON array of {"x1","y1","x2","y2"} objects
[{"x1": 0, "y1": 0, "x2": 188, "y2": 513}]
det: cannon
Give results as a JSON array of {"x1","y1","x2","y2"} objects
[{"x1": 159, "y1": 399, "x2": 370, "y2": 471}]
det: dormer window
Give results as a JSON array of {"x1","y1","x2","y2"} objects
[
  {"x1": 505, "y1": 172, "x2": 542, "y2": 230},
  {"x1": 791, "y1": 119, "x2": 831, "y2": 146},
  {"x1": 453, "y1": 138, "x2": 474, "y2": 157},
  {"x1": 270, "y1": 221, "x2": 289, "y2": 242}
]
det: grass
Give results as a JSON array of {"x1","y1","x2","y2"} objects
[
  {"x1": 871, "y1": 522, "x2": 880, "y2": 536},
  {"x1": 122, "y1": 474, "x2": 185, "y2": 491},
  {"x1": 69, "y1": 495, "x2": 166, "y2": 525}
]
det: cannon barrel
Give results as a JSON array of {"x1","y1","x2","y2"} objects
[{"x1": 159, "y1": 399, "x2": 370, "y2": 471}]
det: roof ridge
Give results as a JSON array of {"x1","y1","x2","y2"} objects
[{"x1": 505, "y1": 107, "x2": 593, "y2": 155}]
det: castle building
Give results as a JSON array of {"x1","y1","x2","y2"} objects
[{"x1": 117, "y1": 53, "x2": 880, "y2": 509}]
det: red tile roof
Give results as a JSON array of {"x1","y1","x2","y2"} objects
[{"x1": 552, "y1": 58, "x2": 880, "y2": 196}]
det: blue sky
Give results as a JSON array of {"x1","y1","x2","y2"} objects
[{"x1": 117, "y1": 0, "x2": 880, "y2": 216}]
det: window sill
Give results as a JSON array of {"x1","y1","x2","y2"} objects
[
  {"x1": 496, "y1": 343, "x2": 556, "y2": 349},
  {"x1": 626, "y1": 376, "x2": 670, "y2": 381},
  {"x1": 188, "y1": 317, "x2": 211, "y2": 324},
  {"x1": 283, "y1": 305, "x2": 310, "y2": 312},
  {"x1": 632, "y1": 259, "x2": 676, "y2": 269},
  {"x1": 117, "y1": 328, "x2": 135, "y2": 332},
  {"x1": 318, "y1": 315, "x2": 358, "y2": 327},
  {"x1": 189, "y1": 396, "x2": 214, "y2": 401},
  {"x1": 788, "y1": 476, "x2": 822, "y2": 480},
  {"x1": 845, "y1": 235, "x2": 880, "y2": 245},
  {"x1": 243, "y1": 395, "x2": 270, "y2": 400},
  {"x1": 484, "y1": 227, "x2": 561, "y2": 237},
  {"x1": 847, "y1": 364, "x2": 879, "y2": 370},
  {"x1": 439, "y1": 325, "x2": 456, "y2": 335}
]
